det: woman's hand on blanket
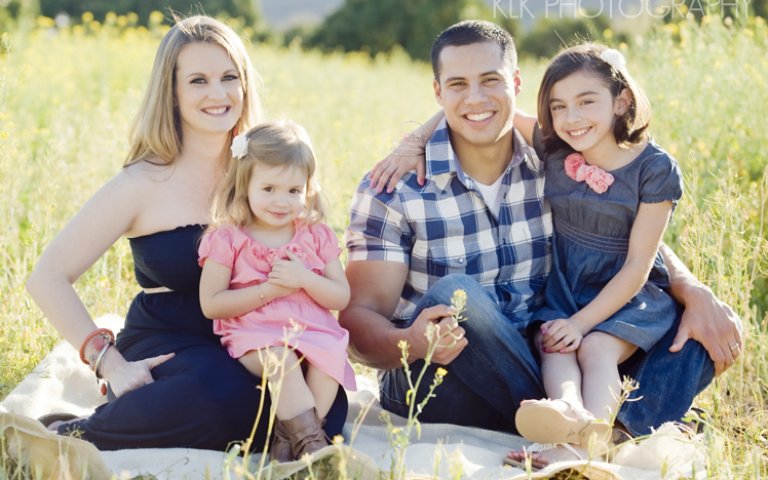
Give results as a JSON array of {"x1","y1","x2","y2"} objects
[
  {"x1": 101, "y1": 348, "x2": 176, "y2": 397},
  {"x1": 669, "y1": 285, "x2": 743, "y2": 376}
]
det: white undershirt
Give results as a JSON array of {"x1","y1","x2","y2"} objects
[{"x1": 473, "y1": 174, "x2": 504, "y2": 217}]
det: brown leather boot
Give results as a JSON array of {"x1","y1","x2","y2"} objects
[
  {"x1": 281, "y1": 408, "x2": 329, "y2": 459},
  {"x1": 270, "y1": 420, "x2": 293, "y2": 463}
]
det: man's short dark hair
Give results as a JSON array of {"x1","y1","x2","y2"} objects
[{"x1": 431, "y1": 20, "x2": 517, "y2": 80}]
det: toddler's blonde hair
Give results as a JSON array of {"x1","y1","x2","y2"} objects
[{"x1": 210, "y1": 120, "x2": 326, "y2": 228}]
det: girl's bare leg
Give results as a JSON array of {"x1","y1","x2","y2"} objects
[
  {"x1": 577, "y1": 332, "x2": 637, "y2": 422},
  {"x1": 306, "y1": 366, "x2": 339, "y2": 419},
  {"x1": 508, "y1": 333, "x2": 638, "y2": 468},
  {"x1": 535, "y1": 331, "x2": 589, "y2": 417},
  {"x1": 239, "y1": 348, "x2": 314, "y2": 420}
]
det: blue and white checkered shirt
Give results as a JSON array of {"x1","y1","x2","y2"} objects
[{"x1": 346, "y1": 119, "x2": 552, "y2": 324}]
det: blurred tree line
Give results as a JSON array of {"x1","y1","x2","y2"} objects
[
  {"x1": 38, "y1": 0, "x2": 261, "y2": 25},
  {"x1": 294, "y1": 0, "x2": 520, "y2": 60},
  {"x1": 0, "y1": 0, "x2": 262, "y2": 31},
  {"x1": 292, "y1": 0, "x2": 765, "y2": 59},
  {"x1": 1, "y1": 0, "x2": 765, "y2": 60},
  {"x1": 286, "y1": 0, "x2": 626, "y2": 60}
]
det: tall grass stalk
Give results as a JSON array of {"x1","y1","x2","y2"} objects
[{"x1": 382, "y1": 289, "x2": 467, "y2": 479}]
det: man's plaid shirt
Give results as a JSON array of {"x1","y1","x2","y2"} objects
[{"x1": 346, "y1": 119, "x2": 553, "y2": 325}]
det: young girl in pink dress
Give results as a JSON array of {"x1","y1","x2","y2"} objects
[{"x1": 198, "y1": 120, "x2": 356, "y2": 462}]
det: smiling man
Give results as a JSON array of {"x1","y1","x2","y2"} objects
[{"x1": 342, "y1": 21, "x2": 552, "y2": 430}]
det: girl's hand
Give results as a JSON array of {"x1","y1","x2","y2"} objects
[
  {"x1": 100, "y1": 348, "x2": 175, "y2": 398},
  {"x1": 268, "y1": 251, "x2": 309, "y2": 289},
  {"x1": 370, "y1": 112, "x2": 443, "y2": 193},
  {"x1": 369, "y1": 139, "x2": 426, "y2": 194},
  {"x1": 540, "y1": 319, "x2": 583, "y2": 353}
]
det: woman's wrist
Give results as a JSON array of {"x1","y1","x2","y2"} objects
[
  {"x1": 97, "y1": 346, "x2": 126, "y2": 382},
  {"x1": 92, "y1": 343, "x2": 112, "y2": 379},
  {"x1": 79, "y1": 328, "x2": 115, "y2": 366}
]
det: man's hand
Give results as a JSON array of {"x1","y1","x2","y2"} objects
[
  {"x1": 404, "y1": 305, "x2": 467, "y2": 365},
  {"x1": 669, "y1": 285, "x2": 743, "y2": 376}
]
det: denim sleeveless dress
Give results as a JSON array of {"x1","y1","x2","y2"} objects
[
  {"x1": 533, "y1": 131, "x2": 683, "y2": 351},
  {"x1": 60, "y1": 225, "x2": 347, "y2": 450}
]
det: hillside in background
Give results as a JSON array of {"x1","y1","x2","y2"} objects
[
  {"x1": 260, "y1": 0, "x2": 342, "y2": 29},
  {"x1": 261, "y1": 0, "x2": 669, "y2": 30}
]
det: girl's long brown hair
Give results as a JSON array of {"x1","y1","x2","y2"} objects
[{"x1": 537, "y1": 43, "x2": 651, "y2": 153}]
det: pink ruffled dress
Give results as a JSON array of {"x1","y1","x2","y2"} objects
[{"x1": 198, "y1": 222, "x2": 356, "y2": 390}]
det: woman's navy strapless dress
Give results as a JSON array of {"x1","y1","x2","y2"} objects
[{"x1": 61, "y1": 225, "x2": 347, "y2": 450}]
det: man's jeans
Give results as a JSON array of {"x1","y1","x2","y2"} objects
[
  {"x1": 380, "y1": 274, "x2": 546, "y2": 432},
  {"x1": 616, "y1": 302, "x2": 714, "y2": 436},
  {"x1": 379, "y1": 274, "x2": 714, "y2": 436}
]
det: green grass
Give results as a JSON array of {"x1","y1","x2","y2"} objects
[{"x1": 0, "y1": 13, "x2": 766, "y2": 478}]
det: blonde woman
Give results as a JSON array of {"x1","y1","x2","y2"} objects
[{"x1": 27, "y1": 15, "x2": 347, "y2": 450}]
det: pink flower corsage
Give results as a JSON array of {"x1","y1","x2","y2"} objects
[{"x1": 563, "y1": 153, "x2": 614, "y2": 194}]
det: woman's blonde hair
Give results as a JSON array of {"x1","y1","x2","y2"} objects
[
  {"x1": 125, "y1": 15, "x2": 262, "y2": 166},
  {"x1": 210, "y1": 120, "x2": 326, "y2": 228}
]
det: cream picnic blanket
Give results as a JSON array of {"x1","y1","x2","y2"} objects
[{"x1": 1, "y1": 315, "x2": 706, "y2": 479}]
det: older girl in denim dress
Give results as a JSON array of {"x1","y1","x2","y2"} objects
[{"x1": 507, "y1": 43, "x2": 683, "y2": 465}]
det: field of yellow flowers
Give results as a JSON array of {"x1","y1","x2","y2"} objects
[{"x1": 0, "y1": 12, "x2": 766, "y2": 478}]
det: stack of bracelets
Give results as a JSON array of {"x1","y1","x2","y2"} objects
[{"x1": 78, "y1": 328, "x2": 115, "y2": 395}]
